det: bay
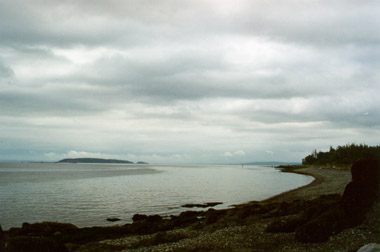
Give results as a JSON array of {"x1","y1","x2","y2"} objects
[{"x1": 0, "y1": 162, "x2": 313, "y2": 230}]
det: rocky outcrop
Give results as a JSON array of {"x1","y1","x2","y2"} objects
[
  {"x1": 294, "y1": 159, "x2": 380, "y2": 243},
  {"x1": 341, "y1": 159, "x2": 380, "y2": 224},
  {"x1": 4, "y1": 222, "x2": 78, "y2": 252},
  {"x1": 8, "y1": 222, "x2": 78, "y2": 237},
  {"x1": 294, "y1": 207, "x2": 350, "y2": 242}
]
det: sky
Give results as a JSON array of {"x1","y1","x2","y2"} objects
[{"x1": 0, "y1": 0, "x2": 379, "y2": 164}]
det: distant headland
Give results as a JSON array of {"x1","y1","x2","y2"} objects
[{"x1": 58, "y1": 158, "x2": 148, "y2": 164}]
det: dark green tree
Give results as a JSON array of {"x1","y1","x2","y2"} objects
[{"x1": 302, "y1": 144, "x2": 380, "y2": 165}]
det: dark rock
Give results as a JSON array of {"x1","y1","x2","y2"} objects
[
  {"x1": 265, "y1": 194, "x2": 342, "y2": 234},
  {"x1": 171, "y1": 211, "x2": 204, "y2": 227},
  {"x1": 182, "y1": 202, "x2": 223, "y2": 208},
  {"x1": 128, "y1": 214, "x2": 171, "y2": 235},
  {"x1": 292, "y1": 159, "x2": 380, "y2": 243},
  {"x1": 8, "y1": 222, "x2": 78, "y2": 237},
  {"x1": 0, "y1": 225, "x2": 5, "y2": 252},
  {"x1": 146, "y1": 215, "x2": 163, "y2": 223},
  {"x1": 58, "y1": 226, "x2": 129, "y2": 244},
  {"x1": 132, "y1": 214, "x2": 161, "y2": 223},
  {"x1": 341, "y1": 159, "x2": 380, "y2": 222},
  {"x1": 301, "y1": 194, "x2": 342, "y2": 220},
  {"x1": 7, "y1": 236, "x2": 68, "y2": 252},
  {"x1": 106, "y1": 217, "x2": 121, "y2": 222},
  {"x1": 204, "y1": 208, "x2": 219, "y2": 224},
  {"x1": 295, "y1": 207, "x2": 350, "y2": 243},
  {"x1": 132, "y1": 214, "x2": 148, "y2": 222},
  {"x1": 351, "y1": 159, "x2": 380, "y2": 184},
  {"x1": 204, "y1": 208, "x2": 228, "y2": 225}
]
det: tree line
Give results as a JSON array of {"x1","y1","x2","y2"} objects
[{"x1": 302, "y1": 144, "x2": 380, "y2": 165}]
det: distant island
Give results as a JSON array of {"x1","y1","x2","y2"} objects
[{"x1": 58, "y1": 158, "x2": 134, "y2": 164}]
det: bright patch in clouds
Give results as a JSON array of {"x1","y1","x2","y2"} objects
[
  {"x1": 266, "y1": 150, "x2": 274, "y2": 155},
  {"x1": 224, "y1": 150, "x2": 246, "y2": 157}
]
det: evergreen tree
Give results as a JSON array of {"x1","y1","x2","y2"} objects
[{"x1": 302, "y1": 144, "x2": 380, "y2": 165}]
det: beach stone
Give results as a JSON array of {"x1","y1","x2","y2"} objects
[
  {"x1": 129, "y1": 214, "x2": 172, "y2": 235},
  {"x1": 357, "y1": 243, "x2": 380, "y2": 252}
]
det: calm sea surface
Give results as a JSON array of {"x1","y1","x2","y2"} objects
[{"x1": 0, "y1": 163, "x2": 313, "y2": 230}]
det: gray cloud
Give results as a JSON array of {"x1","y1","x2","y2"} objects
[
  {"x1": 0, "y1": 0, "x2": 379, "y2": 162},
  {"x1": 0, "y1": 58, "x2": 13, "y2": 78}
]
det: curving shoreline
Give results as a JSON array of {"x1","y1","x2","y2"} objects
[
  {"x1": 5, "y1": 165, "x2": 370, "y2": 252},
  {"x1": 261, "y1": 166, "x2": 350, "y2": 203},
  {"x1": 6, "y1": 166, "x2": 380, "y2": 252},
  {"x1": 1, "y1": 164, "x2": 313, "y2": 231}
]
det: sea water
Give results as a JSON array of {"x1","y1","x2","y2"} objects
[{"x1": 0, "y1": 162, "x2": 313, "y2": 230}]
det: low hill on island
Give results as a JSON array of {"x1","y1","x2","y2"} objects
[{"x1": 58, "y1": 158, "x2": 134, "y2": 164}]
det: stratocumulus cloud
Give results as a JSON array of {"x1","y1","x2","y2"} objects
[{"x1": 0, "y1": 0, "x2": 379, "y2": 163}]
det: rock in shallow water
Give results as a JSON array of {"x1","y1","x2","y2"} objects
[{"x1": 181, "y1": 202, "x2": 223, "y2": 208}]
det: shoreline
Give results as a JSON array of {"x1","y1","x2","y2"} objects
[
  {"x1": 8, "y1": 166, "x2": 378, "y2": 252},
  {"x1": 1, "y1": 165, "x2": 316, "y2": 231},
  {"x1": 262, "y1": 166, "x2": 327, "y2": 203},
  {"x1": 262, "y1": 166, "x2": 350, "y2": 203},
  {"x1": 3, "y1": 167, "x2": 350, "y2": 230}
]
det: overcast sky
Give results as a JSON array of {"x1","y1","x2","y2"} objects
[{"x1": 0, "y1": 0, "x2": 379, "y2": 163}]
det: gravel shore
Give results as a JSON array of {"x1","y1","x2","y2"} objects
[{"x1": 93, "y1": 166, "x2": 380, "y2": 252}]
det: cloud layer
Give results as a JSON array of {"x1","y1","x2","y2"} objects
[{"x1": 0, "y1": 0, "x2": 379, "y2": 163}]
